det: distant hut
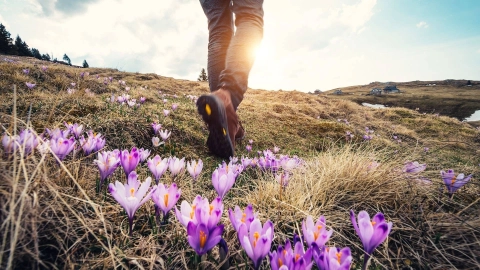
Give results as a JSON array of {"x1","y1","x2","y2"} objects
[
  {"x1": 333, "y1": 89, "x2": 343, "y2": 95},
  {"x1": 314, "y1": 89, "x2": 322, "y2": 94},
  {"x1": 383, "y1": 85, "x2": 400, "y2": 93},
  {"x1": 370, "y1": 88, "x2": 382, "y2": 95}
]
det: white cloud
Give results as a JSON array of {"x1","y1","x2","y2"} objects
[
  {"x1": 416, "y1": 21, "x2": 429, "y2": 28},
  {"x1": 11, "y1": 0, "x2": 480, "y2": 93}
]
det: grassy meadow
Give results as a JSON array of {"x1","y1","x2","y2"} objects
[{"x1": 1, "y1": 55, "x2": 479, "y2": 269}]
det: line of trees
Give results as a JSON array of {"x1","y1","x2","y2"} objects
[{"x1": 0, "y1": 23, "x2": 89, "y2": 67}]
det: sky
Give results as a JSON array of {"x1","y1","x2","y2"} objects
[{"x1": 1, "y1": 0, "x2": 479, "y2": 92}]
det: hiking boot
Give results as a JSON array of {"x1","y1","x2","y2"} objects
[
  {"x1": 235, "y1": 121, "x2": 245, "y2": 141},
  {"x1": 196, "y1": 88, "x2": 241, "y2": 159}
]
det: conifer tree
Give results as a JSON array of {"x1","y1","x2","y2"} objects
[
  {"x1": 197, "y1": 68, "x2": 208, "y2": 82},
  {"x1": 15, "y1": 36, "x2": 32, "y2": 56},
  {"x1": 0, "y1": 23, "x2": 14, "y2": 54},
  {"x1": 41, "y1": 54, "x2": 51, "y2": 61},
  {"x1": 31, "y1": 48, "x2": 42, "y2": 59},
  {"x1": 63, "y1": 54, "x2": 71, "y2": 65},
  {"x1": 82, "y1": 59, "x2": 89, "y2": 68}
]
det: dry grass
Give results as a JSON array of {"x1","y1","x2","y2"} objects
[
  {"x1": 1, "y1": 55, "x2": 479, "y2": 269},
  {"x1": 324, "y1": 80, "x2": 480, "y2": 122}
]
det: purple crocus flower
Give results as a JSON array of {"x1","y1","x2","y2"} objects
[
  {"x1": 46, "y1": 128, "x2": 71, "y2": 140},
  {"x1": 302, "y1": 215, "x2": 333, "y2": 249},
  {"x1": 147, "y1": 155, "x2": 169, "y2": 184},
  {"x1": 2, "y1": 133, "x2": 19, "y2": 154},
  {"x1": 241, "y1": 156, "x2": 252, "y2": 168},
  {"x1": 64, "y1": 122, "x2": 84, "y2": 139},
  {"x1": 187, "y1": 159, "x2": 203, "y2": 181},
  {"x1": 23, "y1": 68, "x2": 30, "y2": 74},
  {"x1": 273, "y1": 146, "x2": 280, "y2": 153},
  {"x1": 138, "y1": 148, "x2": 151, "y2": 163},
  {"x1": 139, "y1": 97, "x2": 146, "y2": 103},
  {"x1": 350, "y1": 210, "x2": 392, "y2": 269},
  {"x1": 228, "y1": 204, "x2": 258, "y2": 232},
  {"x1": 212, "y1": 167, "x2": 236, "y2": 199},
  {"x1": 41, "y1": 66, "x2": 48, "y2": 72},
  {"x1": 275, "y1": 172, "x2": 289, "y2": 187},
  {"x1": 424, "y1": 147, "x2": 429, "y2": 152},
  {"x1": 25, "y1": 82, "x2": 36, "y2": 89},
  {"x1": 108, "y1": 172, "x2": 155, "y2": 236},
  {"x1": 50, "y1": 137, "x2": 76, "y2": 161},
  {"x1": 187, "y1": 221, "x2": 224, "y2": 256},
  {"x1": 249, "y1": 139, "x2": 254, "y2": 144},
  {"x1": 72, "y1": 124, "x2": 84, "y2": 138},
  {"x1": 175, "y1": 196, "x2": 223, "y2": 229},
  {"x1": 94, "y1": 136, "x2": 106, "y2": 152},
  {"x1": 18, "y1": 129, "x2": 41, "y2": 155},
  {"x1": 269, "y1": 240, "x2": 293, "y2": 270},
  {"x1": 280, "y1": 156, "x2": 300, "y2": 172},
  {"x1": 94, "y1": 150, "x2": 121, "y2": 187},
  {"x1": 363, "y1": 135, "x2": 372, "y2": 141},
  {"x1": 246, "y1": 144, "x2": 252, "y2": 152},
  {"x1": 238, "y1": 218, "x2": 274, "y2": 270},
  {"x1": 159, "y1": 129, "x2": 171, "y2": 141},
  {"x1": 152, "y1": 122, "x2": 162, "y2": 134},
  {"x1": 163, "y1": 109, "x2": 170, "y2": 117},
  {"x1": 120, "y1": 147, "x2": 140, "y2": 179},
  {"x1": 313, "y1": 246, "x2": 352, "y2": 270},
  {"x1": 441, "y1": 169, "x2": 472, "y2": 197},
  {"x1": 346, "y1": 131, "x2": 354, "y2": 141},
  {"x1": 151, "y1": 182, "x2": 181, "y2": 216},
  {"x1": 168, "y1": 156, "x2": 185, "y2": 178},
  {"x1": 79, "y1": 135, "x2": 96, "y2": 155},
  {"x1": 152, "y1": 137, "x2": 162, "y2": 147},
  {"x1": 403, "y1": 161, "x2": 426, "y2": 174},
  {"x1": 172, "y1": 103, "x2": 178, "y2": 111},
  {"x1": 290, "y1": 239, "x2": 314, "y2": 270}
]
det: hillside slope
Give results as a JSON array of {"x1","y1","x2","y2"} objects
[
  {"x1": 324, "y1": 80, "x2": 480, "y2": 123},
  {"x1": 1, "y1": 55, "x2": 479, "y2": 269}
]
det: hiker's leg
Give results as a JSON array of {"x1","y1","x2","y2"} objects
[
  {"x1": 199, "y1": 0, "x2": 234, "y2": 92},
  {"x1": 218, "y1": 0, "x2": 264, "y2": 110}
]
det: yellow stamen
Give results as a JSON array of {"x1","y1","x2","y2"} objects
[
  {"x1": 295, "y1": 254, "x2": 300, "y2": 262},
  {"x1": 164, "y1": 194, "x2": 169, "y2": 207},
  {"x1": 199, "y1": 230, "x2": 207, "y2": 248},
  {"x1": 314, "y1": 225, "x2": 323, "y2": 240},
  {"x1": 190, "y1": 205, "x2": 196, "y2": 219},
  {"x1": 283, "y1": 249, "x2": 287, "y2": 256},
  {"x1": 129, "y1": 188, "x2": 135, "y2": 197},
  {"x1": 278, "y1": 259, "x2": 283, "y2": 267},
  {"x1": 209, "y1": 204, "x2": 214, "y2": 215},
  {"x1": 205, "y1": 104, "x2": 211, "y2": 116},
  {"x1": 336, "y1": 252, "x2": 342, "y2": 263},
  {"x1": 371, "y1": 221, "x2": 376, "y2": 226},
  {"x1": 451, "y1": 175, "x2": 456, "y2": 186},
  {"x1": 241, "y1": 213, "x2": 246, "y2": 223},
  {"x1": 253, "y1": 231, "x2": 260, "y2": 248},
  {"x1": 223, "y1": 128, "x2": 226, "y2": 136}
]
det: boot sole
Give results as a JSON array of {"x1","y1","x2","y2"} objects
[{"x1": 196, "y1": 95, "x2": 234, "y2": 159}]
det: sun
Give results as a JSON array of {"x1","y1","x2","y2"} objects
[{"x1": 253, "y1": 41, "x2": 272, "y2": 63}]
